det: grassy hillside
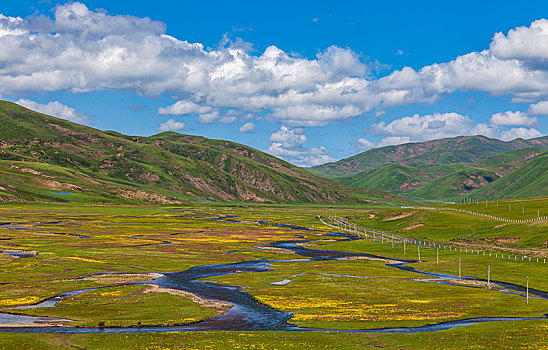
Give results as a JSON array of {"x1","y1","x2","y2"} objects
[
  {"x1": 0, "y1": 100, "x2": 413, "y2": 205},
  {"x1": 408, "y1": 168, "x2": 500, "y2": 200},
  {"x1": 311, "y1": 135, "x2": 548, "y2": 179},
  {"x1": 337, "y1": 163, "x2": 467, "y2": 194},
  {"x1": 311, "y1": 136, "x2": 547, "y2": 201},
  {"x1": 472, "y1": 152, "x2": 548, "y2": 199}
]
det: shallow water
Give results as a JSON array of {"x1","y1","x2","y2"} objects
[
  {"x1": 13, "y1": 288, "x2": 100, "y2": 309},
  {"x1": 2, "y1": 251, "x2": 35, "y2": 258}
]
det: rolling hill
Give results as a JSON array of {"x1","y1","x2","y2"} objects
[
  {"x1": 311, "y1": 135, "x2": 548, "y2": 179},
  {"x1": 0, "y1": 100, "x2": 412, "y2": 205},
  {"x1": 472, "y1": 152, "x2": 548, "y2": 199},
  {"x1": 310, "y1": 136, "x2": 548, "y2": 201}
]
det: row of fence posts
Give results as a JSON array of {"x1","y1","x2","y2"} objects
[
  {"x1": 319, "y1": 215, "x2": 537, "y2": 303},
  {"x1": 399, "y1": 205, "x2": 547, "y2": 223},
  {"x1": 322, "y1": 215, "x2": 546, "y2": 264}
]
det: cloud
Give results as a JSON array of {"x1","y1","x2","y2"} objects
[
  {"x1": 528, "y1": 100, "x2": 548, "y2": 115},
  {"x1": 0, "y1": 14, "x2": 27, "y2": 37},
  {"x1": 364, "y1": 112, "x2": 543, "y2": 148},
  {"x1": 489, "y1": 111, "x2": 537, "y2": 127},
  {"x1": 489, "y1": 19, "x2": 548, "y2": 63},
  {"x1": 239, "y1": 122, "x2": 255, "y2": 133},
  {"x1": 350, "y1": 138, "x2": 376, "y2": 152},
  {"x1": 2, "y1": 4, "x2": 548, "y2": 128},
  {"x1": 15, "y1": 99, "x2": 89, "y2": 124},
  {"x1": 294, "y1": 146, "x2": 336, "y2": 166},
  {"x1": 371, "y1": 113, "x2": 475, "y2": 141},
  {"x1": 269, "y1": 125, "x2": 308, "y2": 151},
  {"x1": 500, "y1": 127, "x2": 542, "y2": 141},
  {"x1": 219, "y1": 112, "x2": 253, "y2": 124},
  {"x1": 266, "y1": 126, "x2": 334, "y2": 166},
  {"x1": 377, "y1": 136, "x2": 411, "y2": 147},
  {"x1": 158, "y1": 118, "x2": 185, "y2": 131},
  {"x1": 198, "y1": 111, "x2": 219, "y2": 124},
  {"x1": 469, "y1": 123, "x2": 500, "y2": 138},
  {"x1": 0, "y1": 3, "x2": 371, "y2": 127},
  {"x1": 158, "y1": 101, "x2": 212, "y2": 115}
]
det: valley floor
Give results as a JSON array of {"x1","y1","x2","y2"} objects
[{"x1": 0, "y1": 202, "x2": 545, "y2": 349}]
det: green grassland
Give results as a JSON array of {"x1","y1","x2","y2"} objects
[
  {"x1": 331, "y1": 197, "x2": 548, "y2": 249},
  {"x1": 0, "y1": 320, "x2": 546, "y2": 350},
  {"x1": 0, "y1": 202, "x2": 545, "y2": 349}
]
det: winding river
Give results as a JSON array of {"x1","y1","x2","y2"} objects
[{"x1": 0, "y1": 230, "x2": 546, "y2": 334}]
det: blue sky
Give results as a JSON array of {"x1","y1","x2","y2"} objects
[{"x1": 1, "y1": 1, "x2": 547, "y2": 166}]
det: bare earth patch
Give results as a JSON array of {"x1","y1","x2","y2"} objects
[
  {"x1": 402, "y1": 223, "x2": 424, "y2": 231},
  {"x1": 493, "y1": 223, "x2": 508, "y2": 229},
  {"x1": 257, "y1": 246, "x2": 297, "y2": 255},
  {"x1": 449, "y1": 279, "x2": 492, "y2": 288},
  {"x1": 382, "y1": 212, "x2": 417, "y2": 221},
  {"x1": 485, "y1": 237, "x2": 520, "y2": 245}
]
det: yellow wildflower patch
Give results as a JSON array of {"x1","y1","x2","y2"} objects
[
  {"x1": 257, "y1": 295, "x2": 462, "y2": 323},
  {"x1": 65, "y1": 256, "x2": 106, "y2": 263},
  {"x1": 0, "y1": 296, "x2": 41, "y2": 306},
  {"x1": 99, "y1": 290, "x2": 123, "y2": 297},
  {"x1": 406, "y1": 299, "x2": 433, "y2": 304}
]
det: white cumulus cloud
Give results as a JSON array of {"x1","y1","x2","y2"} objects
[
  {"x1": 15, "y1": 99, "x2": 89, "y2": 124},
  {"x1": 377, "y1": 136, "x2": 412, "y2": 148},
  {"x1": 1, "y1": 4, "x2": 548, "y2": 130},
  {"x1": 371, "y1": 113, "x2": 475, "y2": 141},
  {"x1": 158, "y1": 101, "x2": 213, "y2": 115},
  {"x1": 489, "y1": 111, "x2": 537, "y2": 127},
  {"x1": 500, "y1": 127, "x2": 542, "y2": 141},
  {"x1": 239, "y1": 122, "x2": 255, "y2": 133},
  {"x1": 350, "y1": 138, "x2": 376, "y2": 152},
  {"x1": 266, "y1": 126, "x2": 334, "y2": 166},
  {"x1": 490, "y1": 19, "x2": 548, "y2": 62},
  {"x1": 366, "y1": 112, "x2": 544, "y2": 148},
  {"x1": 528, "y1": 100, "x2": 548, "y2": 115},
  {"x1": 198, "y1": 111, "x2": 219, "y2": 124},
  {"x1": 158, "y1": 119, "x2": 185, "y2": 131}
]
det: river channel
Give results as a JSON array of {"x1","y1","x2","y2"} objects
[{"x1": 0, "y1": 230, "x2": 546, "y2": 334}]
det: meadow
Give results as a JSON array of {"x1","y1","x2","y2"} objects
[{"x1": 0, "y1": 200, "x2": 545, "y2": 349}]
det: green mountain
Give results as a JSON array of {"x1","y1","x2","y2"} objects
[
  {"x1": 310, "y1": 136, "x2": 548, "y2": 201},
  {"x1": 0, "y1": 100, "x2": 412, "y2": 205},
  {"x1": 311, "y1": 135, "x2": 548, "y2": 179},
  {"x1": 472, "y1": 152, "x2": 548, "y2": 199}
]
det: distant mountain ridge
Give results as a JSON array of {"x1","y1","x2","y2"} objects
[
  {"x1": 310, "y1": 135, "x2": 548, "y2": 200},
  {"x1": 0, "y1": 100, "x2": 412, "y2": 205}
]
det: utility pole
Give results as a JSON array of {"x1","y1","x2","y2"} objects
[
  {"x1": 458, "y1": 257, "x2": 461, "y2": 279},
  {"x1": 436, "y1": 248, "x2": 439, "y2": 265},
  {"x1": 418, "y1": 245, "x2": 421, "y2": 262},
  {"x1": 526, "y1": 276, "x2": 529, "y2": 304},
  {"x1": 487, "y1": 265, "x2": 490, "y2": 289}
]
